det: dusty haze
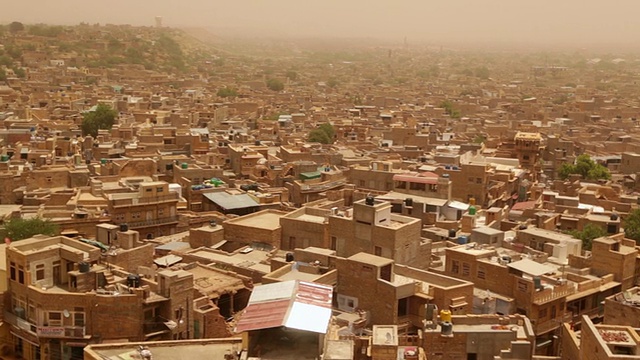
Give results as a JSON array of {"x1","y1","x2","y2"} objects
[{"x1": 3, "y1": 0, "x2": 640, "y2": 48}]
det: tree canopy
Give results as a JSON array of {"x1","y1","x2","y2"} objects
[
  {"x1": 266, "y1": 78, "x2": 284, "y2": 91},
  {"x1": 8, "y1": 21, "x2": 24, "y2": 33},
  {"x1": 624, "y1": 209, "x2": 640, "y2": 245},
  {"x1": 1, "y1": 217, "x2": 59, "y2": 241},
  {"x1": 81, "y1": 103, "x2": 117, "y2": 138},
  {"x1": 440, "y1": 100, "x2": 461, "y2": 119},
  {"x1": 568, "y1": 223, "x2": 608, "y2": 251},
  {"x1": 308, "y1": 123, "x2": 335, "y2": 144},
  {"x1": 558, "y1": 154, "x2": 611, "y2": 181},
  {"x1": 308, "y1": 129, "x2": 331, "y2": 144},
  {"x1": 217, "y1": 87, "x2": 238, "y2": 98}
]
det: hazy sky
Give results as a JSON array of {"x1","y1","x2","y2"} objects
[{"x1": 3, "y1": 0, "x2": 640, "y2": 46}]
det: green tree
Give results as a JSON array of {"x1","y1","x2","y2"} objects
[
  {"x1": 12, "y1": 67, "x2": 25, "y2": 78},
  {"x1": 558, "y1": 154, "x2": 611, "y2": 181},
  {"x1": 474, "y1": 66, "x2": 490, "y2": 79},
  {"x1": 473, "y1": 134, "x2": 486, "y2": 144},
  {"x1": 0, "y1": 68, "x2": 6, "y2": 82},
  {"x1": 568, "y1": 223, "x2": 608, "y2": 251},
  {"x1": 8, "y1": 21, "x2": 24, "y2": 34},
  {"x1": 327, "y1": 78, "x2": 339, "y2": 88},
  {"x1": 286, "y1": 70, "x2": 298, "y2": 81},
  {"x1": 440, "y1": 100, "x2": 461, "y2": 119},
  {"x1": 81, "y1": 104, "x2": 117, "y2": 137},
  {"x1": 1, "y1": 217, "x2": 59, "y2": 241},
  {"x1": 217, "y1": 87, "x2": 238, "y2": 98},
  {"x1": 624, "y1": 209, "x2": 640, "y2": 244},
  {"x1": 0, "y1": 56, "x2": 12, "y2": 67},
  {"x1": 308, "y1": 129, "x2": 331, "y2": 144},
  {"x1": 266, "y1": 78, "x2": 284, "y2": 91},
  {"x1": 319, "y1": 123, "x2": 335, "y2": 141}
]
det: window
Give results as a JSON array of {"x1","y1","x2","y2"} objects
[
  {"x1": 538, "y1": 308, "x2": 547, "y2": 319},
  {"x1": 517, "y1": 280, "x2": 528, "y2": 292},
  {"x1": 48, "y1": 312, "x2": 62, "y2": 326},
  {"x1": 330, "y1": 236, "x2": 337, "y2": 250},
  {"x1": 145, "y1": 188, "x2": 153, "y2": 192},
  {"x1": 451, "y1": 260, "x2": 460, "y2": 274},
  {"x1": 550, "y1": 305, "x2": 556, "y2": 319},
  {"x1": 132, "y1": 212, "x2": 141, "y2": 220},
  {"x1": 18, "y1": 266, "x2": 24, "y2": 284},
  {"x1": 359, "y1": 180, "x2": 365, "y2": 187},
  {"x1": 36, "y1": 264, "x2": 45, "y2": 281},
  {"x1": 158, "y1": 209, "x2": 164, "y2": 216},
  {"x1": 374, "y1": 246, "x2": 382, "y2": 256},
  {"x1": 10, "y1": 262, "x2": 16, "y2": 281},
  {"x1": 477, "y1": 267, "x2": 486, "y2": 280},
  {"x1": 462, "y1": 262, "x2": 470, "y2": 276},
  {"x1": 476, "y1": 177, "x2": 482, "y2": 184},
  {"x1": 74, "y1": 312, "x2": 85, "y2": 327},
  {"x1": 115, "y1": 213, "x2": 125, "y2": 221},
  {"x1": 157, "y1": 187, "x2": 164, "y2": 193}
]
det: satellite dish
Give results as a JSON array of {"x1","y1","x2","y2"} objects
[{"x1": 63, "y1": 309, "x2": 70, "y2": 318}]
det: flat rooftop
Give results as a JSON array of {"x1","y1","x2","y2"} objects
[
  {"x1": 188, "y1": 248, "x2": 272, "y2": 273},
  {"x1": 85, "y1": 338, "x2": 243, "y2": 360},
  {"x1": 226, "y1": 211, "x2": 283, "y2": 230}
]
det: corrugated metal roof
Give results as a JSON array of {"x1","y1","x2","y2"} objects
[
  {"x1": 507, "y1": 258, "x2": 555, "y2": 277},
  {"x1": 235, "y1": 280, "x2": 333, "y2": 334}
]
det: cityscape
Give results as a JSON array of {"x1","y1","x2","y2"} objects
[{"x1": 2, "y1": 2, "x2": 640, "y2": 359}]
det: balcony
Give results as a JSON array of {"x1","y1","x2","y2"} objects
[
  {"x1": 144, "y1": 315, "x2": 172, "y2": 338},
  {"x1": 128, "y1": 216, "x2": 179, "y2": 229},
  {"x1": 533, "y1": 312, "x2": 572, "y2": 335},
  {"x1": 4, "y1": 311, "x2": 86, "y2": 339},
  {"x1": 533, "y1": 283, "x2": 576, "y2": 305}
]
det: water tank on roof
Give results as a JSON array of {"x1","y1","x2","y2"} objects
[
  {"x1": 285, "y1": 253, "x2": 295, "y2": 262},
  {"x1": 365, "y1": 196, "x2": 375, "y2": 206},
  {"x1": 518, "y1": 224, "x2": 527, "y2": 230},
  {"x1": 533, "y1": 276, "x2": 542, "y2": 290},
  {"x1": 101, "y1": 158, "x2": 107, "y2": 164},
  {"x1": 0, "y1": 155, "x2": 9, "y2": 162},
  {"x1": 441, "y1": 321, "x2": 453, "y2": 336},
  {"x1": 469, "y1": 205, "x2": 477, "y2": 216},
  {"x1": 405, "y1": 198, "x2": 413, "y2": 207},
  {"x1": 181, "y1": 163, "x2": 188, "y2": 169},
  {"x1": 448, "y1": 229, "x2": 457, "y2": 238},
  {"x1": 127, "y1": 274, "x2": 141, "y2": 288},
  {"x1": 79, "y1": 262, "x2": 90, "y2": 273},
  {"x1": 439, "y1": 309, "x2": 452, "y2": 323},
  {"x1": 441, "y1": 174, "x2": 450, "y2": 178},
  {"x1": 457, "y1": 236, "x2": 468, "y2": 245},
  {"x1": 610, "y1": 213, "x2": 619, "y2": 221},
  {"x1": 120, "y1": 223, "x2": 129, "y2": 232}
]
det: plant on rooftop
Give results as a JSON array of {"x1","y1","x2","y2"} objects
[
  {"x1": 624, "y1": 209, "x2": 640, "y2": 245},
  {"x1": 558, "y1": 154, "x2": 611, "y2": 181},
  {"x1": 567, "y1": 223, "x2": 607, "y2": 251},
  {"x1": 81, "y1": 103, "x2": 117, "y2": 138},
  {"x1": 1, "y1": 217, "x2": 59, "y2": 241}
]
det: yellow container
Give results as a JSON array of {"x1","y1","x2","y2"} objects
[{"x1": 440, "y1": 309, "x2": 452, "y2": 323}]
